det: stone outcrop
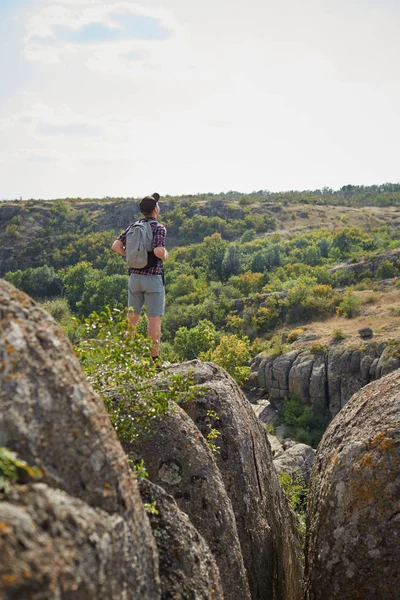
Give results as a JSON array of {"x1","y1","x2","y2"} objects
[
  {"x1": 270, "y1": 438, "x2": 315, "y2": 485},
  {"x1": 124, "y1": 399, "x2": 251, "y2": 600},
  {"x1": 304, "y1": 369, "x2": 400, "y2": 600},
  {"x1": 139, "y1": 478, "x2": 223, "y2": 600},
  {"x1": 253, "y1": 341, "x2": 400, "y2": 416},
  {"x1": 0, "y1": 482, "x2": 155, "y2": 600},
  {"x1": 329, "y1": 246, "x2": 400, "y2": 279},
  {"x1": 0, "y1": 279, "x2": 160, "y2": 598},
  {"x1": 171, "y1": 361, "x2": 303, "y2": 600}
]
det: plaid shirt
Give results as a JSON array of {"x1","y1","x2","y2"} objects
[{"x1": 118, "y1": 219, "x2": 167, "y2": 276}]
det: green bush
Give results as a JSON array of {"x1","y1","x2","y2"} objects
[
  {"x1": 376, "y1": 260, "x2": 396, "y2": 279},
  {"x1": 332, "y1": 328, "x2": 346, "y2": 340},
  {"x1": 287, "y1": 328, "x2": 304, "y2": 343},
  {"x1": 336, "y1": 292, "x2": 361, "y2": 318},
  {"x1": 279, "y1": 393, "x2": 331, "y2": 447},
  {"x1": 201, "y1": 334, "x2": 251, "y2": 385},
  {"x1": 74, "y1": 308, "x2": 196, "y2": 443}
]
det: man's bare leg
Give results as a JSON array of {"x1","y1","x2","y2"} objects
[
  {"x1": 128, "y1": 312, "x2": 140, "y2": 332},
  {"x1": 148, "y1": 316, "x2": 161, "y2": 358}
]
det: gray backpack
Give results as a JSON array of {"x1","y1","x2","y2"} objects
[{"x1": 125, "y1": 219, "x2": 155, "y2": 269}]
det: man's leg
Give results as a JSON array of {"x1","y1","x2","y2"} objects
[
  {"x1": 148, "y1": 316, "x2": 161, "y2": 358},
  {"x1": 128, "y1": 312, "x2": 140, "y2": 329},
  {"x1": 128, "y1": 274, "x2": 144, "y2": 335}
]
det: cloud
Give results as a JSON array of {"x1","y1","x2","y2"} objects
[
  {"x1": 0, "y1": 102, "x2": 116, "y2": 138},
  {"x1": 23, "y1": 1, "x2": 180, "y2": 66}
]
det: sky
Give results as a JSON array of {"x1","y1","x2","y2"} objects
[{"x1": 0, "y1": 0, "x2": 399, "y2": 199}]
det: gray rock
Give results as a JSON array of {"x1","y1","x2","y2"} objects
[
  {"x1": 376, "y1": 346, "x2": 400, "y2": 378},
  {"x1": 358, "y1": 327, "x2": 373, "y2": 338},
  {"x1": 173, "y1": 361, "x2": 303, "y2": 600},
  {"x1": 0, "y1": 483, "x2": 158, "y2": 600},
  {"x1": 289, "y1": 352, "x2": 314, "y2": 401},
  {"x1": 267, "y1": 433, "x2": 285, "y2": 458},
  {"x1": 0, "y1": 280, "x2": 160, "y2": 598},
  {"x1": 252, "y1": 399, "x2": 279, "y2": 425},
  {"x1": 304, "y1": 370, "x2": 400, "y2": 600},
  {"x1": 124, "y1": 399, "x2": 251, "y2": 600},
  {"x1": 273, "y1": 443, "x2": 316, "y2": 485},
  {"x1": 254, "y1": 343, "x2": 400, "y2": 419},
  {"x1": 139, "y1": 479, "x2": 223, "y2": 600},
  {"x1": 309, "y1": 355, "x2": 327, "y2": 409}
]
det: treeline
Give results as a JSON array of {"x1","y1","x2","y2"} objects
[{"x1": 10, "y1": 182, "x2": 400, "y2": 207}]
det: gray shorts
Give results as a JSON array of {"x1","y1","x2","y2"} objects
[{"x1": 128, "y1": 274, "x2": 165, "y2": 317}]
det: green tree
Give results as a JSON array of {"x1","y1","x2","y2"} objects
[
  {"x1": 221, "y1": 244, "x2": 242, "y2": 280},
  {"x1": 173, "y1": 320, "x2": 217, "y2": 360},
  {"x1": 201, "y1": 334, "x2": 251, "y2": 385},
  {"x1": 5, "y1": 265, "x2": 63, "y2": 299},
  {"x1": 62, "y1": 261, "x2": 97, "y2": 312},
  {"x1": 77, "y1": 274, "x2": 129, "y2": 316}
]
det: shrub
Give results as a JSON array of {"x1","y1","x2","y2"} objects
[
  {"x1": 332, "y1": 328, "x2": 346, "y2": 341},
  {"x1": 264, "y1": 335, "x2": 288, "y2": 358},
  {"x1": 309, "y1": 343, "x2": 326, "y2": 355},
  {"x1": 287, "y1": 328, "x2": 304, "y2": 343},
  {"x1": 74, "y1": 308, "x2": 196, "y2": 443},
  {"x1": 201, "y1": 334, "x2": 251, "y2": 385},
  {"x1": 336, "y1": 292, "x2": 361, "y2": 318},
  {"x1": 376, "y1": 260, "x2": 396, "y2": 279},
  {"x1": 279, "y1": 393, "x2": 331, "y2": 447}
]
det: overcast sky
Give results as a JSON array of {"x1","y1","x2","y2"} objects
[{"x1": 1, "y1": 0, "x2": 399, "y2": 199}]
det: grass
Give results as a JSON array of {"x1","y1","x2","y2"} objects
[{"x1": 270, "y1": 285, "x2": 400, "y2": 350}]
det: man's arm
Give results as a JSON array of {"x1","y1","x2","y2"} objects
[
  {"x1": 153, "y1": 224, "x2": 168, "y2": 260},
  {"x1": 112, "y1": 239, "x2": 126, "y2": 256},
  {"x1": 154, "y1": 246, "x2": 168, "y2": 260}
]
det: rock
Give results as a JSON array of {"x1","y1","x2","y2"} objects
[
  {"x1": 273, "y1": 443, "x2": 316, "y2": 486},
  {"x1": 376, "y1": 346, "x2": 400, "y2": 378},
  {"x1": 0, "y1": 483, "x2": 158, "y2": 600},
  {"x1": 124, "y1": 399, "x2": 251, "y2": 600},
  {"x1": 272, "y1": 351, "x2": 301, "y2": 398},
  {"x1": 138, "y1": 478, "x2": 223, "y2": 600},
  {"x1": 254, "y1": 342, "x2": 400, "y2": 418},
  {"x1": 304, "y1": 370, "x2": 400, "y2": 600},
  {"x1": 267, "y1": 433, "x2": 285, "y2": 458},
  {"x1": 299, "y1": 333, "x2": 319, "y2": 342},
  {"x1": 252, "y1": 399, "x2": 279, "y2": 425},
  {"x1": 172, "y1": 360, "x2": 303, "y2": 600},
  {"x1": 358, "y1": 327, "x2": 373, "y2": 338},
  {"x1": 309, "y1": 355, "x2": 327, "y2": 409},
  {"x1": 0, "y1": 280, "x2": 160, "y2": 598},
  {"x1": 289, "y1": 352, "x2": 314, "y2": 401}
]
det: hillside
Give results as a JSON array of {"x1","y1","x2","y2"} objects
[{"x1": 1, "y1": 187, "x2": 400, "y2": 446}]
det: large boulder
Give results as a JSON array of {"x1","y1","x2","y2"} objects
[
  {"x1": 139, "y1": 478, "x2": 223, "y2": 600},
  {"x1": 124, "y1": 400, "x2": 251, "y2": 600},
  {"x1": 304, "y1": 369, "x2": 400, "y2": 600},
  {"x1": 0, "y1": 280, "x2": 160, "y2": 598},
  {"x1": 273, "y1": 442, "x2": 316, "y2": 486},
  {"x1": 173, "y1": 361, "x2": 304, "y2": 600},
  {"x1": 0, "y1": 482, "x2": 155, "y2": 600}
]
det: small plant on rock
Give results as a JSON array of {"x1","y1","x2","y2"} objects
[{"x1": 332, "y1": 328, "x2": 346, "y2": 341}]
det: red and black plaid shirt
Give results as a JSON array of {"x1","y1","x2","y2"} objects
[{"x1": 118, "y1": 218, "x2": 167, "y2": 276}]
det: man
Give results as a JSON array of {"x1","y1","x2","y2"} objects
[{"x1": 112, "y1": 193, "x2": 168, "y2": 361}]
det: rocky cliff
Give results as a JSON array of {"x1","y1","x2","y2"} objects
[
  {"x1": 250, "y1": 339, "x2": 400, "y2": 417},
  {"x1": 0, "y1": 279, "x2": 161, "y2": 599},
  {"x1": 0, "y1": 278, "x2": 304, "y2": 599},
  {"x1": 304, "y1": 368, "x2": 400, "y2": 599}
]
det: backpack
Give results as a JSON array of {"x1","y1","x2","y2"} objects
[{"x1": 125, "y1": 219, "x2": 156, "y2": 269}]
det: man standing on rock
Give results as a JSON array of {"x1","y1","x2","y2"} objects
[{"x1": 112, "y1": 193, "x2": 168, "y2": 361}]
